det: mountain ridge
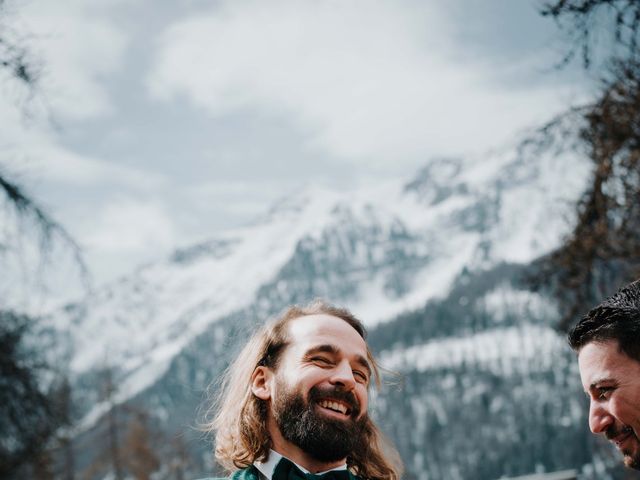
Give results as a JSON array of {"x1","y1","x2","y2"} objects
[{"x1": 42, "y1": 145, "x2": 627, "y2": 479}]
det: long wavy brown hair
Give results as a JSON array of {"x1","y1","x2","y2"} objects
[{"x1": 203, "y1": 300, "x2": 403, "y2": 480}]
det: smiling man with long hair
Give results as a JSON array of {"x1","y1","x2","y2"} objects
[{"x1": 201, "y1": 301, "x2": 403, "y2": 480}]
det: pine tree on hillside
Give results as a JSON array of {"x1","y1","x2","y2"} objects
[
  {"x1": 0, "y1": 311, "x2": 65, "y2": 478},
  {"x1": 123, "y1": 410, "x2": 160, "y2": 480}
]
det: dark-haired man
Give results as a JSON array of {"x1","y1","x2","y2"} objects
[
  {"x1": 201, "y1": 301, "x2": 402, "y2": 480},
  {"x1": 568, "y1": 279, "x2": 640, "y2": 471}
]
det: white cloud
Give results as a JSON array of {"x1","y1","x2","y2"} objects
[
  {"x1": 0, "y1": 112, "x2": 166, "y2": 190},
  {"x1": 13, "y1": 0, "x2": 128, "y2": 120},
  {"x1": 17, "y1": 141, "x2": 166, "y2": 189},
  {"x1": 185, "y1": 179, "x2": 285, "y2": 215},
  {"x1": 83, "y1": 196, "x2": 176, "y2": 253},
  {"x1": 0, "y1": 73, "x2": 165, "y2": 191},
  {"x1": 74, "y1": 196, "x2": 178, "y2": 285},
  {"x1": 148, "y1": 0, "x2": 573, "y2": 166}
]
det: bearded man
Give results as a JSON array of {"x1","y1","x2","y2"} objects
[
  {"x1": 568, "y1": 279, "x2": 640, "y2": 471},
  {"x1": 201, "y1": 301, "x2": 403, "y2": 480}
]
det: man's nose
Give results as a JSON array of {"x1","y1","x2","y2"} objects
[
  {"x1": 330, "y1": 360, "x2": 356, "y2": 389},
  {"x1": 589, "y1": 401, "x2": 614, "y2": 434}
]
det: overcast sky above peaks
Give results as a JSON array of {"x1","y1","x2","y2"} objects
[{"x1": 1, "y1": 0, "x2": 586, "y2": 303}]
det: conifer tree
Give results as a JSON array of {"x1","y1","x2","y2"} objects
[
  {"x1": 123, "y1": 410, "x2": 160, "y2": 480},
  {"x1": 0, "y1": 312, "x2": 63, "y2": 478}
]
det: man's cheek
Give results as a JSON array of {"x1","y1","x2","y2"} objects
[
  {"x1": 620, "y1": 398, "x2": 640, "y2": 432},
  {"x1": 632, "y1": 416, "x2": 640, "y2": 439}
]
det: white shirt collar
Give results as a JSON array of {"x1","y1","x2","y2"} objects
[{"x1": 255, "y1": 450, "x2": 347, "y2": 479}]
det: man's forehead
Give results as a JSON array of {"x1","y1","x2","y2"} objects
[
  {"x1": 286, "y1": 314, "x2": 367, "y2": 352},
  {"x1": 578, "y1": 341, "x2": 613, "y2": 371},
  {"x1": 578, "y1": 340, "x2": 637, "y2": 385}
]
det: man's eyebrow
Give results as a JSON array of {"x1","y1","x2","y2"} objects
[
  {"x1": 587, "y1": 376, "x2": 615, "y2": 392},
  {"x1": 305, "y1": 344, "x2": 339, "y2": 357},
  {"x1": 304, "y1": 344, "x2": 372, "y2": 376}
]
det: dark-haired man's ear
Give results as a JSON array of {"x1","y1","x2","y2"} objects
[{"x1": 251, "y1": 366, "x2": 273, "y2": 400}]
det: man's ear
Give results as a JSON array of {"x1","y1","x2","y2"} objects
[{"x1": 251, "y1": 365, "x2": 273, "y2": 400}]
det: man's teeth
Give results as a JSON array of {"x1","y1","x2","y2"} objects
[{"x1": 319, "y1": 400, "x2": 348, "y2": 414}]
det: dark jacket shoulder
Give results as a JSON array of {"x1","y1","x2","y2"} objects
[{"x1": 196, "y1": 465, "x2": 262, "y2": 480}]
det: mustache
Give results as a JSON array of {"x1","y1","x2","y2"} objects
[
  {"x1": 606, "y1": 425, "x2": 635, "y2": 441},
  {"x1": 308, "y1": 385, "x2": 361, "y2": 417}
]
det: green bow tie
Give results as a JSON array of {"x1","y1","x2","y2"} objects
[{"x1": 272, "y1": 457, "x2": 351, "y2": 480}]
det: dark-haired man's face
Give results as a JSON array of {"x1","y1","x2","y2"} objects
[
  {"x1": 261, "y1": 314, "x2": 372, "y2": 466},
  {"x1": 579, "y1": 340, "x2": 640, "y2": 470}
]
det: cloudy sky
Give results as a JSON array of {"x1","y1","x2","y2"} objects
[{"x1": 1, "y1": 0, "x2": 587, "y2": 304}]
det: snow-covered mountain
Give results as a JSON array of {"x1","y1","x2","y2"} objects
[{"x1": 46, "y1": 146, "x2": 628, "y2": 479}]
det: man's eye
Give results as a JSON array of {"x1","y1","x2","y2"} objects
[
  {"x1": 353, "y1": 370, "x2": 369, "y2": 383},
  {"x1": 311, "y1": 356, "x2": 332, "y2": 365},
  {"x1": 597, "y1": 387, "x2": 614, "y2": 399}
]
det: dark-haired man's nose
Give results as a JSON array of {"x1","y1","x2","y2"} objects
[{"x1": 589, "y1": 400, "x2": 614, "y2": 434}]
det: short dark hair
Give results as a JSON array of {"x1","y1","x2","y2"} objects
[{"x1": 568, "y1": 278, "x2": 640, "y2": 361}]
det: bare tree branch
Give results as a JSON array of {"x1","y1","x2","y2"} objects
[{"x1": 540, "y1": 0, "x2": 640, "y2": 69}]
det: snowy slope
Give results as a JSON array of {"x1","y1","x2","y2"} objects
[{"x1": 47, "y1": 145, "x2": 590, "y2": 429}]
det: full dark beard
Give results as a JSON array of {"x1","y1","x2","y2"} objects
[{"x1": 272, "y1": 380, "x2": 367, "y2": 463}]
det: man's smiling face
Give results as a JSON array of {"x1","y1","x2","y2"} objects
[
  {"x1": 279, "y1": 314, "x2": 369, "y2": 411},
  {"x1": 578, "y1": 340, "x2": 640, "y2": 470},
  {"x1": 268, "y1": 313, "x2": 372, "y2": 462}
]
